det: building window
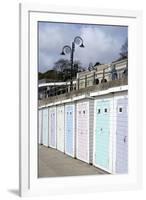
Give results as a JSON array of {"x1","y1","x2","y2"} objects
[
  {"x1": 104, "y1": 108, "x2": 108, "y2": 113},
  {"x1": 97, "y1": 109, "x2": 100, "y2": 114},
  {"x1": 83, "y1": 110, "x2": 86, "y2": 114},
  {"x1": 96, "y1": 78, "x2": 99, "y2": 85},
  {"x1": 101, "y1": 79, "x2": 107, "y2": 83},
  {"x1": 119, "y1": 107, "x2": 123, "y2": 113}
]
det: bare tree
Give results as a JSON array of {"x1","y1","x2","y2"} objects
[
  {"x1": 119, "y1": 38, "x2": 128, "y2": 59},
  {"x1": 53, "y1": 59, "x2": 70, "y2": 73},
  {"x1": 53, "y1": 59, "x2": 85, "y2": 81}
]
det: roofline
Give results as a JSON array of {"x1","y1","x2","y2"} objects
[
  {"x1": 38, "y1": 85, "x2": 128, "y2": 109},
  {"x1": 112, "y1": 58, "x2": 128, "y2": 65}
]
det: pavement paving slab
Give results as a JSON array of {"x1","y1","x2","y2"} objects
[{"x1": 38, "y1": 145, "x2": 108, "y2": 178}]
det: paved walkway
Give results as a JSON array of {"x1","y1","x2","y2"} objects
[{"x1": 38, "y1": 145, "x2": 108, "y2": 177}]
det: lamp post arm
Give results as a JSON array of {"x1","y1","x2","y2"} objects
[
  {"x1": 63, "y1": 45, "x2": 71, "y2": 54},
  {"x1": 74, "y1": 36, "x2": 83, "y2": 44},
  {"x1": 60, "y1": 36, "x2": 84, "y2": 91}
]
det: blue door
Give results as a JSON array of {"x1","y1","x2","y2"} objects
[
  {"x1": 116, "y1": 97, "x2": 128, "y2": 173},
  {"x1": 42, "y1": 108, "x2": 49, "y2": 146},
  {"x1": 95, "y1": 99, "x2": 110, "y2": 170},
  {"x1": 65, "y1": 105, "x2": 74, "y2": 156}
]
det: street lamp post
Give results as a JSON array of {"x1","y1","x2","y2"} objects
[{"x1": 60, "y1": 36, "x2": 84, "y2": 90}]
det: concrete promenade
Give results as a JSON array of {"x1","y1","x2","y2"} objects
[{"x1": 38, "y1": 145, "x2": 108, "y2": 177}]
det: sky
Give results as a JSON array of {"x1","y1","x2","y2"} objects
[{"x1": 38, "y1": 22, "x2": 128, "y2": 73}]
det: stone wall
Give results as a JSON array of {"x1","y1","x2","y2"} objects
[{"x1": 39, "y1": 78, "x2": 128, "y2": 107}]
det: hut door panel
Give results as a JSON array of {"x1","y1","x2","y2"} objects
[
  {"x1": 77, "y1": 102, "x2": 88, "y2": 162},
  {"x1": 116, "y1": 98, "x2": 128, "y2": 173},
  {"x1": 95, "y1": 100, "x2": 110, "y2": 170},
  {"x1": 50, "y1": 110, "x2": 56, "y2": 148},
  {"x1": 39, "y1": 110, "x2": 42, "y2": 144},
  {"x1": 65, "y1": 106, "x2": 74, "y2": 156},
  {"x1": 42, "y1": 109, "x2": 49, "y2": 146},
  {"x1": 57, "y1": 107, "x2": 64, "y2": 152}
]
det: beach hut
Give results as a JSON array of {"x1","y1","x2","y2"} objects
[
  {"x1": 38, "y1": 109, "x2": 43, "y2": 145},
  {"x1": 65, "y1": 103, "x2": 76, "y2": 157},
  {"x1": 56, "y1": 105, "x2": 65, "y2": 152},
  {"x1": 42, "y1": 108, "x2": 49, "y2": 147},
  {"x1": 76, "y1": 99, "x2": 94, "y2": 164},
  {"x1": 93, "y1": 96, "x2": 113, "y2": 172},
  {"x1": 49, "y1": 106, "x2": 57, "y2": 149},
  {"x1": 114, "y1": 95, "x2": 128, "y2": 174}
]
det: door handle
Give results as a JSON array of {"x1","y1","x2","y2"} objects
[{"x1": 124, "y1": 136, "x2": 127, "y2": 143}]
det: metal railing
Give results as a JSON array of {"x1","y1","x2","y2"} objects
[{"x1": 38, "y1": 70, "x2": 128, "y2": 102}]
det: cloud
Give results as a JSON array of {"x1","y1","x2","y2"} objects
[{"x1": 39, "y1": 22, "x2": 127, "y2": 72}]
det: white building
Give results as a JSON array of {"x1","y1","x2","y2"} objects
[{"x1": 76, "y1": 58, "x2": 128, "y2": 89}]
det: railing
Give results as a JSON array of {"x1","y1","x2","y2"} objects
[
  {"x1": 39, "y1": 70, "x2": 128, "y2": 100},
  {"x1": 39, "y1": 75, "x2": 128, "y2": 106}
]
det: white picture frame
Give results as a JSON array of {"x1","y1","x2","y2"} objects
[{"x1": 19, "y1": 3, "x2": 143, "y2": 197}]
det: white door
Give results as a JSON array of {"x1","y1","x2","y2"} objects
[
  {"x1": 38, "y1": 109, "x2": 43, "y2": 144},
  {"x1": 57, "y1": 105, "x2": 65, "y2": 152},
  {"x1": 49, "y1": 107, "x2": 56, "y2": 148},
  {"x1": 76, "y1": 102, "x2": 89, "y2": 163},
  {"x1": 42, "y1": 108, "x2": 49, "y2": 146},
  {"x1": 116, "y1": 97, "x2": 128, "y2": 174}
]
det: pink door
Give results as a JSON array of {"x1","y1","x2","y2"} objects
[{"x1": 76, "y1": 102, "x2": 89, "y2": 163}]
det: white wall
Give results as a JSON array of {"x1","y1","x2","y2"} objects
[{"x1": 0, "y1": 0, "x2": 145, "y2": 199}]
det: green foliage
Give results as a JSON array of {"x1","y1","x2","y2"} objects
[
  {"x1": 38, "y1": 72, "x2": 44, "y2": 80},
  {"x1": 38, "y1": 70, "x2": 58, "y2": 80},
  {"x1": 43, "y1": 70, "x2": 57, "y2": 79},
  {"x1": 39, "y1": 58, "x2": 85, "y2": 81}
]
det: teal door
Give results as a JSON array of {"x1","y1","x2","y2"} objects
[{"x1": 95, "y1": 99, "x2": 110, "y2": 170}]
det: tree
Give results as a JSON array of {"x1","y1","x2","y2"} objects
[
  {"x1": 87, "y1": 62, "x2": 102, "y2": 71},
  {"x1": 43, "y1": 69, "x2": 58, "y2": 80},
  {"x1": 94, "y1": 62, "x2": 101, "y2": 67},
  {"x1": 53, "y1": 58, "x2": 85, "y2": 81},
  {"x1": 73, "y1": 60, "x2": 85, "y2": 72},
  {"x1": 53, "y1": 59, "x2": 70, "y2": 73},
  {"x1": 38, "y1": 72, "x2": 44, "y2": 80},
  {"x1": 119, "y1": 38, "x2": 128, "y2": 59}
]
